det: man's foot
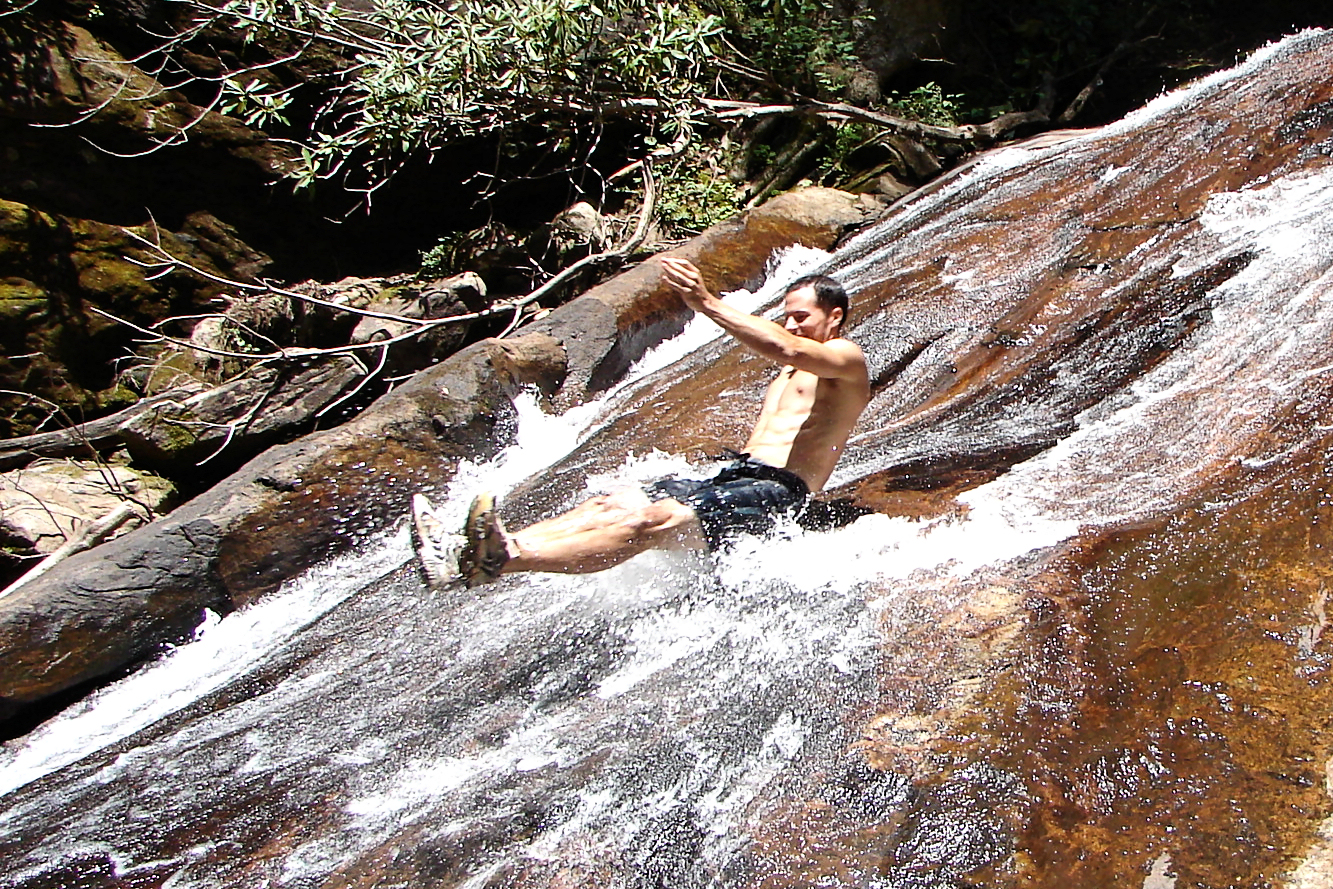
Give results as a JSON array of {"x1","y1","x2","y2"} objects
[
  {"x1": 459, "y1": 492, "x2": 511, "y2": 587},
  {"x1": 411, "y1": 493, "x2": 465, "y2": 589}
]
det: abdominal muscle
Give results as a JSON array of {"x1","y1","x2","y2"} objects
[{"x1": 741, "y1": 368, "x2": 860, "y2": 492}]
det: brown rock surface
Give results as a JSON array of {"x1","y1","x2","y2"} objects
[{"x1": 0, "y1": 186, "x2": 874, "y2": 715}]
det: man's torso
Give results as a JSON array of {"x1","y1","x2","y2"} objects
[{"x1": 742, "y1": 362, "x2": 870, "y2": 491}]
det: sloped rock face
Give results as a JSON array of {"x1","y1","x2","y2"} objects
[
  {"x1": 0, "y1": 186, "x2": 877, "y2": 721},
  {"x1": 11, "y1": 28, "x2": 1333, "y2": 889},
  {"x1": 831, "y1": 34, "x2": 1333, "y2": 885},
  {"x1": 385, "y1": 31, "x2": 1333, "y2": 887}
]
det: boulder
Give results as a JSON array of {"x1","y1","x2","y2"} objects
[
  {"x1": 0, "y1": 196, "x2": 263, "y2": 439},
  {"x1": 0, "y1": 458, "x2": 175, "y2": 585},
  {"x1": 348, "y1": 271, "x2": 487, "y2": 375}
]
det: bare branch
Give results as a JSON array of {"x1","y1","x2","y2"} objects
[
  {"x1": 191, "y1": 368, "x2": 290, "y2": 466},
  {"x1": 0, "y1": 502, "x2": 145, "y2": 600},
  {"x1": 89, "y1": 306, "x2": 296, "y2": 362},
  {"x1": 90, "y1": 294, "x2": 513, "y2": 363},
  {"x1": 608, "y1": 125, "x2": 692, "y2": 183},
  {"x1": 122, "y1": 228, "x2": 435, "y2": 327},
  {"x1": 1058, "y1": 34, "x2": 1157, "y2": 124},
  {"x1": 498, "y1": 158, "x2": 659, "y2": 338},
  {"x1": 316, "y1": 345, "x2": 384, "y2": 420},
  {"x1": 0, "y1": 0, "x2": 43, "y2": 17},
  {"x1": 701, "y1": 98, "x2": 1048, "y2": 146},
  {"x1": 167, "y1": 0, "x2": 385, "y2": 55}
]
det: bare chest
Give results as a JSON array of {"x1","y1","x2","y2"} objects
[{"x1": 765, "y1": 367, "x2": 820, "y2": 411}]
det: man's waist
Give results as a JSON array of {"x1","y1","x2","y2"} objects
[{"x1": 712, "y1": 452, "x2": 810, "y2": 497}]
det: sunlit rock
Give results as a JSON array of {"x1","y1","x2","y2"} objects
[
  {"x1": 7, "y1": 28, "x2": 1333, "y2": 889},
  {"x1": 0, "y1": 458, "x2": 174, "y2": 584}
]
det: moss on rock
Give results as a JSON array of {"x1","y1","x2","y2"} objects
[{"x1": 0, "y1": 198, "x2": 261, "y2": 438}]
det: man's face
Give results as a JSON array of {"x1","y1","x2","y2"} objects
[{"x1": 783, "y1": 285, "x2": 842, "y2": 342}]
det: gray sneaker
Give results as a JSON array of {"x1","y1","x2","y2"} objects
[{"x1": 411, "y1": 493, "x2": 464, "y2": 589}]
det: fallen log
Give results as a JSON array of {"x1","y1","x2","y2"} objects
[{"x1": 0, "y1": 357, "x2": 367, "y2": 473}]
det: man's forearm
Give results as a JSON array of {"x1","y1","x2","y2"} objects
[{"x1": 694, "y1": 295, "x2": 801, "y2": 364}]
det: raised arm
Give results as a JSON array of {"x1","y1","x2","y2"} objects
[{"x1": 659, "y1": 257, "x2": 865, "y2": 381}]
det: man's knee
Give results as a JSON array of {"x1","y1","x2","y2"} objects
[
  {"x1": 579, "y1": 489, "x2": 700, "y2": 544},
  {"x1": 635, "y1": 497, "x2": 706, "y2": 550},
  {"x1": 641, "y1": 497, "x2": 695, "y2": 530}
]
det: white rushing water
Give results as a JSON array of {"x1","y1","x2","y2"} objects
[
  {"x1": 977, "y1": 162, "x2": 1333, "y2": 523},
  {"x1": 0, "y1": 533, "x2": 409, "y2": 798},
  {"x1": 9, "y1": 36, "x2": 1333, "y2": 881},
  {"x1": 0, "y1": 245, "x2": 830, "y2": 800}
]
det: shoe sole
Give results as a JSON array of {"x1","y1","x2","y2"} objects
[{"x1": 411, "y1": 493, "x2": 464, "y2": 590}]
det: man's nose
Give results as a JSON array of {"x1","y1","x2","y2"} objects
[{"x1": 784, "y1": 317, "x2": 798, "y2": 331}]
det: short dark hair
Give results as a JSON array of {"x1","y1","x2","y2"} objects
[{"x1": 787, "y1": 274, "x2": 849, "y2": 330}]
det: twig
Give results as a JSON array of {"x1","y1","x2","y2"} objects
[
  {"x1": 0, "y1": 0, "x2": 43, "y2": 17},
  {"x1": 496, "y1": 159, "x2": 659, "y2": 338},
  {"x1": 0, "y1": 502, "x2": 144, "y2": 600},
  {"x1": 88, "y1": 297, "x2": 513, "y2": 363},
  {"x1": 607, "y1": 126, "x2": 692, "y2": 184},
  {"x1": 1058, "y1": 34, "x2": 1157, "y2": 124},
  {"x1": 0, "y1": 389, "x2": 109, "y2": 461},
  {"x1": 123, "y1": 227, "x2": 453, "y2": 328},
  {"x1": 171, "y1": 0, "x2": 385, "y2": 55},
  {"x1": 315, "y1": 347, "x2": 380, "y2": 420},
  {"x1": 192, "y1": 364, "x2": 292, "y2": 466},
  {"x1": 701, "y1": 98, "x2": 1048, "y2": 146}
]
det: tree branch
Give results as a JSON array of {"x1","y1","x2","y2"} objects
[
  {"x1": 497, "y1": 158, "x2": 659, "y2": 337},
  {"x1": 701, "y1": 98, "x2": 1048, "y2": 146},
  {"x1": 1058, "y1": 34, "x2": 1156, "y2": 124},
  {"x1": 0, "y1": 502, "x2": 145, "y2": 600}
]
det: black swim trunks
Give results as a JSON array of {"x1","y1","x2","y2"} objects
[{"x1": 645, "y1": 455, "x2": 811, "y2": 551}]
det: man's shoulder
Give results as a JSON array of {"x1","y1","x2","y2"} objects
[
  {"x1": 828, "y1": 337, "x2": 866, "y2": 357},
  {"x1": 821, "y1": 337, "x2": 869, "y2": 378}
]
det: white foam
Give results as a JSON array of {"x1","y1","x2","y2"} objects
[{"x1": 0, "y1": 530, "x2": 409, "y2": 798}]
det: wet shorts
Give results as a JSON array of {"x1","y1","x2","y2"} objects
[{"x1": 645, "y1": 456, "x2": 810, "y2": 551}]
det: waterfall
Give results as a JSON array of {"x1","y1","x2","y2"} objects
[
  {"x1": 2, "y1": 245, "x2": 945, "y2": 888},
  {"x1": 7, "y1": 30, "x2": 1333, "y2": 888}
]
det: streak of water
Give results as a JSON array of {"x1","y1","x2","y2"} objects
[
  {"x1": 0, "y1": 533, "x2": 409, "y2": 798},
  {"x1": 7, "y1": 32, "x2": 1333, "y2": 886}
]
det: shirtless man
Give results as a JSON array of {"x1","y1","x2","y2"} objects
[{"x1": 414, "y1": 256, "x2": 870, "y2": 587}]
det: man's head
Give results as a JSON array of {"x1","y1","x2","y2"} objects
[{"x1": 783, "y1": 275, "x2": 848, "y2": 341}]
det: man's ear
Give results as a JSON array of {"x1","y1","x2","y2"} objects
[{"x1": 830, "y1": 306, "x2": 845, "y2": 332}]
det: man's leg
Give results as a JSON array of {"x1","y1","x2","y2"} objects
[{"x1": 481, "y1": 488, "x2": 707, "y2": 577}]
